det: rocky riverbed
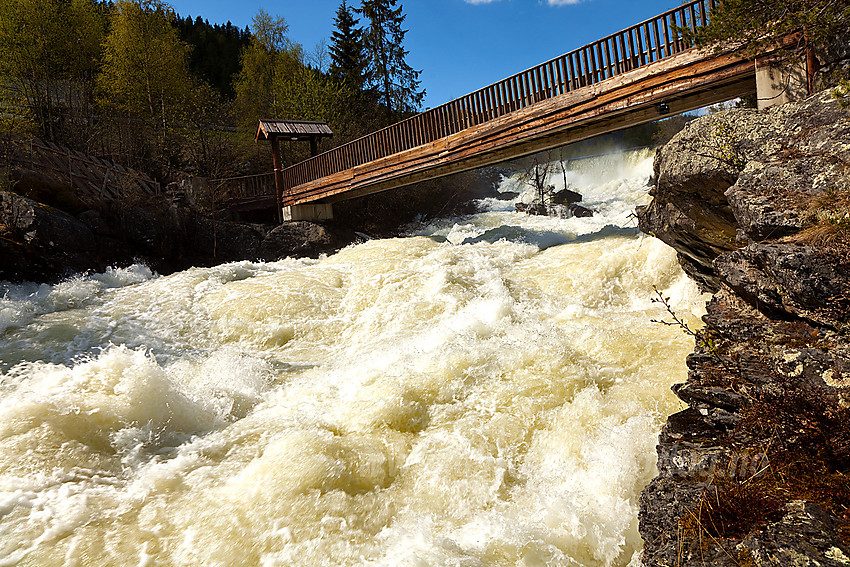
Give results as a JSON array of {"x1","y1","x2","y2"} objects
[{"x1": 637, "y1": 90, "x2": 850, "y2": 565}]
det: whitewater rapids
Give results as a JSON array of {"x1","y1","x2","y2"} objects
[{"x1": 0, "y1": 150, "x2": 704, "y2": 566}]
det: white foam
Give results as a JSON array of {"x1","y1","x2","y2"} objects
[{"x1": 0, "y1": 149, "x2": 705, "y2": 566}]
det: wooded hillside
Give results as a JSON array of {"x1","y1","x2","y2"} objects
[{"x1": 0, "y1": 0, "x2": 425, "y2": 184}]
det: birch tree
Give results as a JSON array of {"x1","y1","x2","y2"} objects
[
  {"x1": 98, "y1": 0, "x2": 193, "y2": 130},
  {"x1": 0, "y1": 0, "x2": 105, "y2": 141}
]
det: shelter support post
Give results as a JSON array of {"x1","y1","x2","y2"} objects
[{"x1": 271, "y1": 136, "x2": 283, "y2": 223}]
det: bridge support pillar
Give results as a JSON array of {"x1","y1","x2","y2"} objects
[
  {"x1": 756, "y1": 54, "x2": 809, "y2": 110},
  {"x1": 281, "y1": 204, "x2": 334, "y2": 222}
]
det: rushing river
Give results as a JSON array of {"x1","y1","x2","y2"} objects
[{"x1": 0, "y1": 150, "x2": 704, "y2": 566}]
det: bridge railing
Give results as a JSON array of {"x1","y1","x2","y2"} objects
[
  {"x1": 282, "y1": 0, "x2": 715, "y2": 195},
  {"x1": 213, "y1": 172, "x2": 276, "y2": 203}
]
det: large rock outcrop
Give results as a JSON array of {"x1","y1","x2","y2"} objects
[
  {"x1": 638, "y1": 91, "x2": 850, "y2": 566},
  {"x1": 0, "y1": 191, "x2": 99, "y2": 281},
  {"x1": 638, "y1": 91, "x2": 850, "y2": 292}
]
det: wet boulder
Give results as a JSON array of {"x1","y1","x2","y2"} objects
[
  {"x1": 0, "y1": 191, "x2": 97, "y2": 281},
  {"x1": 551, "y1": 188, "x2": 583, "y2": 205},
  {"x1": 516, "y1": 201, "x2": 595, "y2": 218},
  {"x1": 568, "y1": 203, "x2": 594, "y2": 218},
  {"x1": 260, "y1": 221, "x2": 357, "y2": 260}
]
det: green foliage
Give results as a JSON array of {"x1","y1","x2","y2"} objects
[
  {"x1": 233, "y1": 11, "x2": 305, "y2": 123},
  {"x1": 833, "y1": 78, "x2": 850, "y2": 107},
  {"x1": 0, "y1": 0, "x2": 106, "y2": 142},
  {"x1": 233, "y1": 9, "x2": 348, "y2": 158},
  {"x1": 232, "y1": 33, "x2": 279, "y2": 123},
  {"x1": 95, "y1": 1, "x2": 246, "y2": 178},
  {"x1": 710, "y1": 121, "x2": 748, "y2": 171},
  {"x1": 173, "y1": 16, "x2": 251, "y2": 98},
  {"x1": 251, "y1": 9, "x2": 292, "y2": 53},
  {"x1": 99, "y1": 0, "x2": 194, "y2": 126},
  {"x1": 688, "y1": 0, "x2": 850, "y2": 57}
]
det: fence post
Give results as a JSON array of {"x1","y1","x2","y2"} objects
[{"x1": 101, "y1": 167, "x2": 111, "y2": 198}]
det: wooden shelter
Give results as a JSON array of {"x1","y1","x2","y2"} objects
[
  {"x1": 256, "y1": 119, "x2": 333, "y2": 220},
  {"x1": 256, "y1": 119, "x2": 333, "y2": 156}
]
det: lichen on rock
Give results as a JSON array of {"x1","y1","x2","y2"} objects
[{"x1": 638, "y1": 91, "x2": 850, "y2": 566}]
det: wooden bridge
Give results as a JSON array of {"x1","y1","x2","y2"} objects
[{"x1": 231, "y1": 0, "x2": 804, "y2": 221}]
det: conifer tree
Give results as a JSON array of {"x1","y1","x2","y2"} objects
[
  {"x1": 358, "y1": 0, "x2": 424, "y2": 117},
  {"x1": 173, "y1": 15, "x2": 251, "y2": 98},
  {"x1": 329, "y1": 0, "x2": 366, "y2": 88}
]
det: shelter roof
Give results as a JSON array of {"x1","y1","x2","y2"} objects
[{"x1": 256, "y1": 119, "x2": 333, "y2": 142}]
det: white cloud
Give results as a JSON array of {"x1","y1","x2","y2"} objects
[{"x1": 464, "y1": 0, "x2": 500, "y2": 4}]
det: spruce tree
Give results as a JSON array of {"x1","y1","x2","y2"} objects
[
  {"x1": 358, "y1": 0, "x2": 424, "y2": 118},
  {"x1": 329, "y1": 0, "x2": 366, "y2": 88}
]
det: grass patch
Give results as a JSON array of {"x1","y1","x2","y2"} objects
[
  {"x1": 787, "y1": 189, "x2": 850, "y2": 249},
  {"x1": 690, "y1": 374, "x2": 850, "y2": 543}
]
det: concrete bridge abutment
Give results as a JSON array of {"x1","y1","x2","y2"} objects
[
  {"x1": 281, "y1": 203, "x2": 334, "y2": 222},
  {"x1": 755, "y1": 53, "x2": 810, "y2": 110}
]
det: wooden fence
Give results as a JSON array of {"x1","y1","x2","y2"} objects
[
  {"x1": 281, "y1": 0, "x2": 715, "y2": 194},
  {"x1": 7, "y1": 139, "x2": 160, "y2": 203},
  {"x1": 211, "y1": 172, "x2": 276, "y2": 204}
]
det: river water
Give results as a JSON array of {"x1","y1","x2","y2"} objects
[{"x1": 0, "y1": 150, "x2": 704, "y2": 566}]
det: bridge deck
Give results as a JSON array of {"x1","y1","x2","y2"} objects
[
  {"x1": 238, "y1": 0, "x2": 769, "y2": 212},
  {"x1": 287, "y1": 49, "x2": 755, "y2": 207}
]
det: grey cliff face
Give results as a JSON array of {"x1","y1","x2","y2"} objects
[
  {"x1": 637, "y1": 91, "x2": 850, "y2": 566},
  {"x1": 638, "y1": 92, "x2": 850, "y2": 292}
]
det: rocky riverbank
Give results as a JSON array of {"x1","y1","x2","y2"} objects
[
  {"x1": 0, "y1": 190, "x2": 358, "y2": 283},
  {"x1": 0, "y1": 159, "x2": 505, "y2": 283},
  {"x1": 637, "y1": 91, "x2": 850, "y2": 565}
]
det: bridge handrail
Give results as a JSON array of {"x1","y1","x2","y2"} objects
[
  {"x1": 212, "y1": 172, "x2": 276, "y2": 201},
  {"x1": 282, "y1": 0, "x2": 716, "y2": 194}
]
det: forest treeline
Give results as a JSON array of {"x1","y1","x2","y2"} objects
[{"x1": 0, "y1": 0, "x2": 424, "y2": 182}]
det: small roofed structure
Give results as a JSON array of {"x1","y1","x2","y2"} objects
[
  {"x1": 256, "y1": 119, "x2": 333, "y2": 157},
  {"x1": 256, "y1": 119, "x2": 333, "y2": 222}
]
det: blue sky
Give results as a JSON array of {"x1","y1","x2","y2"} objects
[{"x1": 167, "y1": 0, "x2": 679, "y2": 109}]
